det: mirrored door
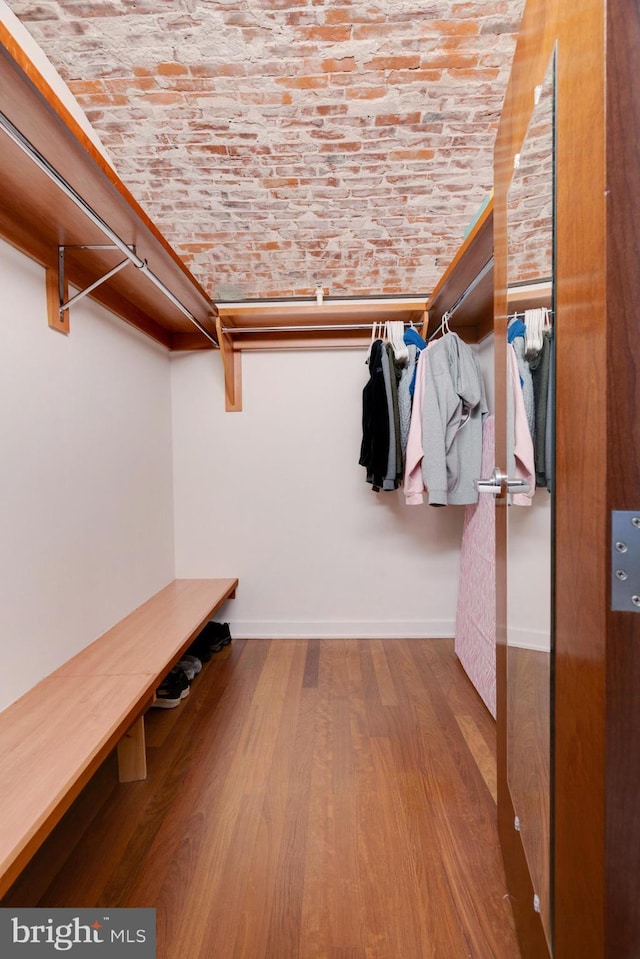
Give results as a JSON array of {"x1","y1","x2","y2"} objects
[{"x1": 505, "y1": 50, "x2": 556, "y2": 953}]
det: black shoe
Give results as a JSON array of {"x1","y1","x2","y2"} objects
[
  {"x1": 153, "y1": 667, "x2": 189, "y2": 708},
  {"x1": 187, "y1": 634, "x2": 213, "y2": 663},
  {"x1": 198, "y1": 621, "x2": 232, "y2": 654}
]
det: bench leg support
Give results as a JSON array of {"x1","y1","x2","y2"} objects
[{"x1": 117, "y1": 716, "x2": 147, "y2": 782}]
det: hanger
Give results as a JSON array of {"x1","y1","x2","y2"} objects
[
  {"x1": 388, "y1": 320, "x2": 408, "y2": 362},
  {"x1": 524, "y1": 307, "x2": 544, "y2": 357},
  {"x1": 365, "y1": 321, "x2": 380, "y2": 362},
  {"x1": 428, "y1": 309, "x2": 452, "y2": 343}
]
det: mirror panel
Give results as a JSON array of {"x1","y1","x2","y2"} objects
[{"x1": 506, "y1": 48, "x2": 556, "y2": 953}]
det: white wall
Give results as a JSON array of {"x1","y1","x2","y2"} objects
[
  {"x1": 0, "y1": 238, "x2": 175, "y2": 710},
  {"x1": 171, "y1": 348, "x2": 466, "y2": 638}
]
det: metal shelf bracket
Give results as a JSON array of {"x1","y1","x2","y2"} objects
[{"x1": 47, "y1": 244, "x2": 136, "y2": 334}]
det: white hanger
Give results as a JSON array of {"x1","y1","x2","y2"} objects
[
  {"x1": 524, "y1": 308, "x2": 544, "y2": 357},
  {"x1": 365, "y1": 320, "x2": 380, "y2": 362},
  {"x1": 389, "y1": 320, "x2": 408, "y2": 362}
]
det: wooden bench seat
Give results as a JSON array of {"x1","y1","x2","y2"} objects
[{"x1": 0, "y1": 577, "x2": 238, "y2": 898}]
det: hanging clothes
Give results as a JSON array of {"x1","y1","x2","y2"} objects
[
  {"x1": 404, "y1": 346, "x2": 430, "y2": 504},
  {"x1": 544, "y1": 331, "x2": 555, "y2": 492},
  {"x1": 507, "y1": 317, "x2": 535, "y2": 439},
  {"x1": 529, "y1": 329, "x2": 552, "y2": 487},
  {"x1": 397, "y1": 343, "x2": 418, "y2": 459},
  {"x1": 403, "y1": 326, "x2": 427, "y2": 397},
  {"x1": 507, "y1": 343, "x2": 535, "y2": 506},
  {"x1": 421, "y1": 332, "x2": 489, "y2": 506},
  {"x1": 359, "y1": 339, "x2": 389, "y2": 491},
  {"x1": 381, "y1": 343, "x2": 400, "y2": 490}
]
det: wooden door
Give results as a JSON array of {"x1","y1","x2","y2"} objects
[{"x1": 495, "y1": 1, "x2": 640, "y2": 957}]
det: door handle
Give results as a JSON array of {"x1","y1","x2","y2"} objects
[{"x1": 475, "y1": 467, "x2": 531, "y2": 495}]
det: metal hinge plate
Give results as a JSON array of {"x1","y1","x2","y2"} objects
[{"x1": 611, "y1": 511, "x2": 640, "y2": 611}]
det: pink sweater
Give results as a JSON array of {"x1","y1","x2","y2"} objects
[{"x1": 404, "y1": 346, "x2": 429, "y2": 504}]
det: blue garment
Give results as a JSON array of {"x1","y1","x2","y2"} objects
[
  {"x1": 507, "y1": 318, "x2": 526, "y2": 343},
  {"x1": 404, "y1": 327, "x2": 427, "y2": 397},
  {"x1": 404, "y1": 327, "x2": 426, "y2": 350}
]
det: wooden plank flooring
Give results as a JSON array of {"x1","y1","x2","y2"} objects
[{"x1": 2, "y1": 639, "x2": 520, "y2": 958}]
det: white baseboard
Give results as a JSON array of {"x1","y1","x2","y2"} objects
[
  {"x1": 508, "y1": 625, "x2": 551, "y2": 652},
  {"x1": 228, "y1": 619, "x2": 456, "y2": 640}
]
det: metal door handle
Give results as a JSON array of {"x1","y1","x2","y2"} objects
[{"x1": 475, "y1": 468, "x2": 530, "y2": 495}]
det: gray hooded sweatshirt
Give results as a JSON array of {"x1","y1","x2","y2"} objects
[{"x1": 421, "y1": 332, "x2": 488, "y2": 505}]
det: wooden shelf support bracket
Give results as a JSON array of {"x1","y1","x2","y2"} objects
[{"x1": 215, "y1": 315, "x2": 243, "y2": 412}]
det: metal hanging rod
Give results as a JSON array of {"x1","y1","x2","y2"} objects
[
  {"x1": 428, "y1": 256, "x2": 494, "y2": 342},
  {"x1": 0, "y1": 109, "x2": 218, "y2": 348},
  {"x1": 445, "y1": 256, "x2": 494, "y2": 321},
  {"x1": 221, "y1": 322, "x2": 415, "y2": 335}
]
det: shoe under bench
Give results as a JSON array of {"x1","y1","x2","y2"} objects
[{"x1": 0, "y1": 576, "x2": 238, "y2": 899}]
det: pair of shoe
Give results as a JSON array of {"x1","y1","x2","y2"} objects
[
  {"x1": 176, "y1": 653, "x2": 202, "y2": 682},
  {"x1": 188, "y1": 621, "x2": 232, "y2": 661},
  {"x1": 152, "y1": 653, "x2": 203, "y2": 709},
  {"x1": 153, "y1": 665, "x2": 191, "y2": 709}
]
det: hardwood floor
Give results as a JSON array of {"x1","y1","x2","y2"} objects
[{"x1": 3, "y1": 639, "x2": 520, "y2": 958}]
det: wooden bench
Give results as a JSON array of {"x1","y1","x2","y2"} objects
[{"x1": 0, "y1": 577, "x2": 238, "y2": 898}]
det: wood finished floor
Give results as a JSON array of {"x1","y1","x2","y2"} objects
[{"x1": 3, "y1": 639, "x2": 521, "y2": 958}]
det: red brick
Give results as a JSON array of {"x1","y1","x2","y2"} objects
[
  {"x1": 300, "y1": 25, "x2": 352, "y2": 42},
  {"x1": 314, "y1": 104, "x2": 348, "y2": 116},
  {"x1": 321, "y1": 57, "x2": 356, "y2": 73},
  {"x1": 448, "y1": 68, "x2": 502, "y2": 80},
  {"x1": 319, "y1": 141, "x2": 362, "y2": 153},
  {"x1": 375, "y1": 112, "x2": 422, "y2": 126},
  {"x1": 345, "y1": 86, "x2": 388, "y2": 100},
  {"x1": 276, "y1": 75, "x2": 329, "y2": 90},
  {"x1": 365, "y1": 55, "x2": 421, "y2": 71},
  {"x1": 157, "y1": 62, "x2": 189, "y2": 76},
  {"x1": 389, "y1": 149, "x2": 437, "y2": 161}
]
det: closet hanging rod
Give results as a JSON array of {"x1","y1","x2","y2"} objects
[
  {"x1": 0, "y1": 109, "x2": 218, "y2": 349},
  {"x1": 444, "y1": 256, "x2": 494, "y2": 321},
  {"x1": 221, "y1": 322, "x2": 415, "y2": 335},
  {"x1": 428, "y1": 256, "x2": 494, "y2": 342}
]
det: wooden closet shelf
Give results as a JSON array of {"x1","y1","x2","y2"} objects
[
  {"x1": 0, "y1": 28, "x2": 217, "y2": 350},
  {"x1": 424, "y1": 199, "x2": 494, "y2": 342},
  {"x1": 217, "y1": 297, "x2": 429, "y2": 345}
]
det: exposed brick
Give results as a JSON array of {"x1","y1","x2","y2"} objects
[
  {"x1": 365, "y1": 55, "x2": 422, "y2": 71},
  {"x1": 343, "y1": 86, "x2": 388, "y2": 100},
  {"x1": 14, "y1": 0, "x2": 524, "y2": 298},
  {"x1": 300, "y1": 25, "x2": 352, "y2": 42},
  {"x1": 142, "y1": 92, "x2": 184, "y2": 106},
  {"x1": 389, "y1": 148, "x2": 437, "y2": 161},
  {"x1": 321, "y1": 57, "x2": 356, "y2": 73},
  {"x1": 156, "y1": 61, "x2": 189, "y2": 76},
  {"x1": 276, "y1": 75, "x2": 329, "y2": 90}
]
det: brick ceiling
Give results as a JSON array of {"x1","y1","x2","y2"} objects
[{"x1": 7, "y1": 0, "x2": 525, "y2": 302}]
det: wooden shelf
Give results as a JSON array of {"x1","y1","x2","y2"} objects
[
  {"x1": 217, "y1": 297, "x2": 428, "y2": 347},
  {"x1": 508, "y1": 280, "x2": 553, "y2": 312},
  {"x1": 0, "y1": 26, "x2": 217, "y2": 350},
  {"x1": 215, "y1": 296, "x2": 428, "y2": 410},
  {"x1": 424, "y1": 199, "x2": 494, "y2": 342}
]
